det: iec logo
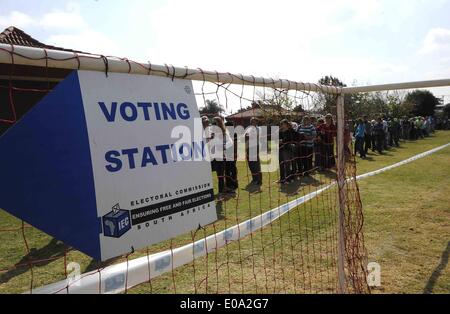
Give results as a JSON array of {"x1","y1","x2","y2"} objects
[
  {"x1": 223, "y1": 229, "x2": 234, "y2": 242},
  {"x1": 265, "y1": 211, "x2": 274, "y2": 222},
  {"x1": 102, "y1": 204, "x2": 132, "y2": 238},
  {"x1": 194, "y1": 241, "x2": 205, "y2": 256},
  {"x1": 105, "y1": 273, "x2": 126, "y2": 293},
  {"x1": 155, "y1": 255, "x2": 171, "y2": 272},
  {"x1": 247, "y1": 219, "x2": 256, "y2": 232}
]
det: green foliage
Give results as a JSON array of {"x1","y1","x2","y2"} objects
[
  {"x1": 315, "y1": 75, "x2": 346, "y2": 114},
  {"x1": 444, "y1": 103, "x2": 450, "y2": 118},
  {"x1": 316, "y1": 76, "x2": 440, "y2": 120},
  {"x1": 255, "y1": 90, "x2": 300, "y2": 124},
  {"x1": 347, "y1": 92, "x2": 389, "y2": 120},
  {"x1": 199, "y1": 99, "x2": 224, "y2": 116},
  {"x1": 404, "y1": 90, "x2": 439, "y2": 117}
]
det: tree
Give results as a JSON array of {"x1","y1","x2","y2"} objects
[
  {"x1": 404, "y1": 90, "x2": 439, "y2": 117},
  {"x1": 444, "y1": 103, "x2": 450, "y2": 118},
  {"x1": 254, "y1": 89, "x2": 298, "y2": 124},
  {"x1": 199, "y1": 99, "x2": 224, "y2": 116},
  {"x1": 315, "y1": 75, "x2": 347, "y2": 114},
  {"x1": 385, "y1": 93, "x2": 414, "y2": 118}
]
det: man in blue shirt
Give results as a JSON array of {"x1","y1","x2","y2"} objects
[{"x1": 354, "y1": 118, "x2": 366, "y2": 158}]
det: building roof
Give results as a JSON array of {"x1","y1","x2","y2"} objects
[
  {"x1": 0, "y1": 26, "x2": 90, "y2": 54},
  {"x1": 227, "y1": 106, "x2": 304, "y2": 120}
]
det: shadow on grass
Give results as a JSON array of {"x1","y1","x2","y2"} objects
[
  {"x1": 280, "y1": 175, "x2": 321, "y2": 196},
  {"x1": 316, "y1": 169, "x2": 337, "y2": 181},
  {"x1": 359, "y1": 156, "x2": 376, "y2": 162},
  {"x1": 423, "y1": 241, "x2": 450, "y2": 294},
  {"x1": 244, "y1": 182, "x2": 262, "y2": 194},
  {"x1": 85, "y1": 257, "x2": 121, "y2": 273},
  {"x1": 0, "y1": 238, "x2": 68, "y2": 284}
]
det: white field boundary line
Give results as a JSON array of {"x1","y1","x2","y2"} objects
[{"x1": 29, "y1": 142, "x2": 450, "y2": 294}]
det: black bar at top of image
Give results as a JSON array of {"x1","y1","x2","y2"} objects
[{"x1": 130, "y1": 189, "x2": 214, "y2": 225}]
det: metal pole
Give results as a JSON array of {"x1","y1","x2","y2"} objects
[
  {"x1": 342, "y1": 79, "x2": 450, "y2": 93},
  {"x1": 0, "y1": 43, "x2": 342, "y2": 95},
  {"x1": 336, "y1": 93, "x2": 347, "y2": 294}
]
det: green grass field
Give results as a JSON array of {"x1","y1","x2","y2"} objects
[{"x1": 0, "y1": 131, "x2": 449, "y2": 294}]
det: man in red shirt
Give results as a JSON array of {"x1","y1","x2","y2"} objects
[{"x1": 317, "y1": 114, "x2": 337, "y2": 169}]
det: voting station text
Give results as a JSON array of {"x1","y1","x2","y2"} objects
[{"x1": 99, "y1": 101, "x2": 206, "y2": 173}]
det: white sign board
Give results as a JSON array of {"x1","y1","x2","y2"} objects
[{"x1": 77, "y1": 71, "x2": 217, "y2": 260}]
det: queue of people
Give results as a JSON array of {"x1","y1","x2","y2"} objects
[
  {"x1": 353, "y1": 115, "x2": 435, "y2": 158},
  {"x1": 277, "y1": 114, "x2": 337, "y2": 184},
  {"x1": 202, "y1": 113, "x2": 436, "y2": 198},
  {"x1": 202, "y1": 113, "x2": 339, "y2": 194}
]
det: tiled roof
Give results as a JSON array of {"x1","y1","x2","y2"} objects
[
  {"x1": 0, "y1": 26, "x2": 90, "y2": 54},
  {"x1": 227, "y1": 107, "x2": 304, "y2": 119}
]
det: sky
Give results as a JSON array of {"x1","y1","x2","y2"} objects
[{"x1": 1, "y1": 0, "x2": 450, "y2": 110}]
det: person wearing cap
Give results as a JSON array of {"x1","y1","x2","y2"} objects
[{"x1": 244, "y1": 117, "x2": 262, "y2": 186}]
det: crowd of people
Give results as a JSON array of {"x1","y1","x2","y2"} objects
[
  {"x1": 352, "y1": 115, "x2": 436, "y2": 157},
  {"x1": 277, "y1": 114, "x2": 337, "y2": 184},
  {"x1": 201, "y1": 113, "x2": 437, "y2": 198}
]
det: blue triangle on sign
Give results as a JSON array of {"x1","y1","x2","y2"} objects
[{"x1": 0, "y1": 71, "x2": 102, "y2": 260}]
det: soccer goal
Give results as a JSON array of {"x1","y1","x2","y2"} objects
[{"x1": 1, "y1": 43, "x2": 449, "y2": 294}]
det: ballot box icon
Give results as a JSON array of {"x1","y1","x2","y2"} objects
[{"x1": 102, "y1": 204, "x2": 132, "y2": 238}]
